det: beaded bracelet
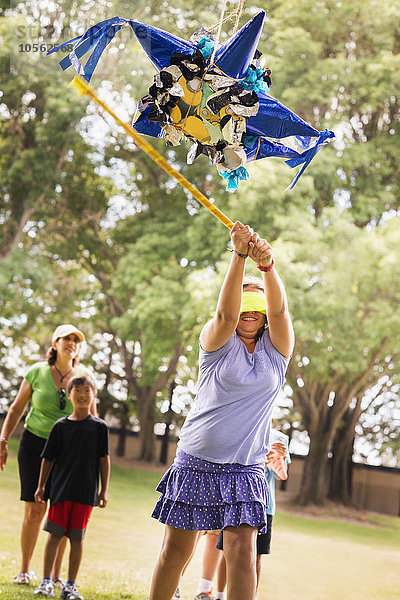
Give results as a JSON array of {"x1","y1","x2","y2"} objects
[
  {"x1": 0, "y1": 437, "x2": 8, "y2": 445},
  {"x1": 227, "y1": 248, "x2": 248, "y2": 259},
  {"x1": 257, "y1": 259, "x2": 275, "y2": 272}
]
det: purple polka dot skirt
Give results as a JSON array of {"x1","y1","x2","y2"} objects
[{"x1": 151, "y1": 448, "x2": 269, "y2": 532}]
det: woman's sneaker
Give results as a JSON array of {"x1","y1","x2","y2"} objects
[
  {"x1": 34, "y1": 579, "x2": 54, "y2": 596},
  {"x1": 60, "y1": 583, "x2": 84, "y2": 600},
  {"x1": 53, "y1": 577, "x2": 65, "y2": 589}
]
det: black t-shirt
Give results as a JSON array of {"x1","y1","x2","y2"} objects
[{"x1": 41, "y1": 415, "x2": 109, "y2": 506}]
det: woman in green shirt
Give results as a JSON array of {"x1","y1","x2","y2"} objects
[{"x1": 0, "y1": 324, "x2": 96, "y2": 586}]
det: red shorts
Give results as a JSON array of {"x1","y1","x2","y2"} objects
[{"x1": 44, "y1": 501, "x2": 93, "y2": 540}]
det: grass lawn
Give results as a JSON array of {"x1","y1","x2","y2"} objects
[{"x1": 1, "y1": 440, "x2": 399, "y2": 600}]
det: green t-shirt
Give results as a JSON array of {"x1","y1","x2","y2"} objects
[{"x1": 24, "y1": 362, "x2": 87, "y2": 439}]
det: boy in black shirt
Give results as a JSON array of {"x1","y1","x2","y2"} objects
[{"x1": 34, "y1": 375, "x2": 110, "y2": 600}]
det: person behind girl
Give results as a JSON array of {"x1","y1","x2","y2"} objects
[
  {"x1": 33, "y1": 374, "x2": 110, "y2": 600},
  {"x1": 172, "y1": 530, "x2": 221, "y2": 600},
  {"x1": 257, "y1": 430, "x2": 291, "y2": 587},
  {"x1": 177, "y1": 433, "x2": 290, "y2": 600},
  {"x1": 214, "y1": 429, "x2": 291, "y2": 599},
  {"x1": 0, "y1": 324, "x2": 95, "y2": 587},
  {"x1": 149, "y1": 221, "x2": 294, "y2": 600}
]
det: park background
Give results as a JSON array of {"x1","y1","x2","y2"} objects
[{"x1": 0, "y1": 0, "x2": 399, "y2": 598}]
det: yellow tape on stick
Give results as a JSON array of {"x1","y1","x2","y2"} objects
[{"x1": 70, "y1": 76, "x2": 234, "y2": 230}]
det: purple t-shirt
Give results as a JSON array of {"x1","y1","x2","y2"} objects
[{"x1": 178, "y1": 330, "x2": 290, "y2": 466}]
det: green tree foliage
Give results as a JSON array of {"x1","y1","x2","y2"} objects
[
  {"x1": 274, "y1": 209, "x2": 400, "y2": 503},
  {"x1": 262, "y1": 0, "x2": 400, "y2": 223},
  {"x1": 0, "y1": 15, "x2": 92, "y2": 257}
]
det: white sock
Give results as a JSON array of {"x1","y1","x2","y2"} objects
[
  {"x1": 215, "y1": 593, "x2": 226, "y2": 600},
  {"x1": 198, "y1": 578, "x2": 213, "y2": 593}
]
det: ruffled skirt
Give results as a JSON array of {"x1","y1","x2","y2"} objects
[{"x1": 151, "y1": 448, "x2": 268, "y2": 532}]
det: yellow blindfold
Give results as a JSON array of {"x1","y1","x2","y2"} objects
[{"x1": 240, "y1": 292, "x2": 267, "y2": 315}]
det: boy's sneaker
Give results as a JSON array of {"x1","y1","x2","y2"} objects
[
  {"x1": 34, "y1": 579, "x2": 54, "y2": 596},
  {"x1": 172, "y1": 588, "x2": 181, "y2": 599},
  {"x1": 60, "y1": 583, "x2": 84, "y2": 600},
  {"x1": 193, "y1": 594, "x2": 215, "y2": 600},
  {"x1": 13, "y1": 572, "x2": 30, "y2": 585}
]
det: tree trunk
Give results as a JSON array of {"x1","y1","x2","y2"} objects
[
  {"x1": 159, "y1": 422, "x2": 171, "y2": 465},
  {"x1": 1, "y1": 204, "x2": 35, "y2": 258},
  {"x1": 288, "y1": 338, "x2": 388, "y2": 506},
  {"x1": 138, "y1": 398, "x2": 155, "y2": 462},
  {"x1": 159, "y1": 380, "x2": 177, "y2": 465},
  {"x1": 328, "y1": 408, "x2": 359, "y2": 504},
  {"x1": 121, "y1": 344, "x2": 183, "y2": 464},
  {"x1": 116, "y1": 422, "x2": 127, "y2": 457},
  {"x1": 1, "y1": 146, "x2": 67, "y2": 258},
  {"x1": 328, "y1": 431, "x2": 354, "y2": 504},
  {"x1": 297, "y1": 428, "x2": 330, "y2": 505}
]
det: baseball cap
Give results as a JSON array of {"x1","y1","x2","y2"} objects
[{"x1": 51, "y1": 324, "x2": 85, "y2": 343}]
